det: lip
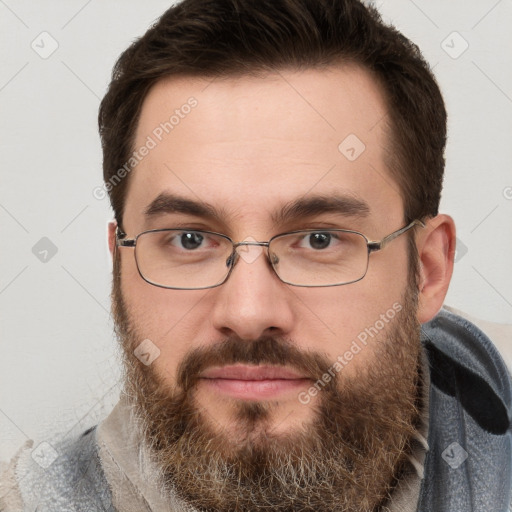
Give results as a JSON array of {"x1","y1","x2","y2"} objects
[
  {"x1": 200, "y1": 364, "x2": 307, "y2": 380},
  {"x1": 199, "y1": 365, "x2": 311, "y2": 400}
]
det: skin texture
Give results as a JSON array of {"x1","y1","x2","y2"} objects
[{"x1": 107, "y1": 65, "x2": 456, "y2": 510}]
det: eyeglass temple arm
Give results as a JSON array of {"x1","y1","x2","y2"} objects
[
  {"x1": 115, "y1": 228, "x2": 136, "y2": 247},
  {"x1": 367, "y1": 219, "x2": 425, "y2": 253}
]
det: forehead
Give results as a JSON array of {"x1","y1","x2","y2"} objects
[{"x1": 124, "y1": 65, "x2": 403, "y2": 234}]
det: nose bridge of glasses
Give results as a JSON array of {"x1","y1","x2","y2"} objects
[
  {"x1": 233, "y1": 240, "x2": 270, "y2": 249},
  {"x1": 224, "y1": 240, "x2": 273, "y2": 269}
]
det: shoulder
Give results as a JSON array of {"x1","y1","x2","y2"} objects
[
  {"x1": 0, "y1": 427, "x2": 115, "y2": 512},
  {"x1": 421, "y1": 305, "x2": 512, "y2": 434},
  {"x1": 442, "y1": 304, "x2": 512, "y2": 371},
  {"x1": 417, "y1": 306, "x2": 512, "y2": 510}
]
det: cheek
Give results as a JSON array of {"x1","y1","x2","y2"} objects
[
  {"x1": 295, "y1": 254, "x2": 410, "y2": 373},
  {"x1": 119, "y1": 252, "x2": 210, "y2": 385},
  {"x1": 120, "y1": 248, "x2": 205, "y2": 326}
]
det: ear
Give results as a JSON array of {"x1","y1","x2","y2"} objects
[
  {"x1": 416, "y1": 214, "x2": 456, "y2": 324},
  {"x1": 108, "y1": 220, "x2": 117, "y2": 258}
]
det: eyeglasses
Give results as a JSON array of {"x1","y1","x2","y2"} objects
[{"x1": 116, "y1": 220, "x2": 424, "y2": 290}]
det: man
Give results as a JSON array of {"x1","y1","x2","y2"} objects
[{"x1": 1, "y1": 0, "x2": 511, "y2": 510}]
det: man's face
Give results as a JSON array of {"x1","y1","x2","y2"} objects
[{"x1": 113, "y1": 66, "x2": 423, "y2": 510}]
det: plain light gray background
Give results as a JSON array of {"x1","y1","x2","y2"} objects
[{"x1": 1, "y1": 0, "x2": 511, "y2": 462}]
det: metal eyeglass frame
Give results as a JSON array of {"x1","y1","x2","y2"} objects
[{"x1": 115, "y1": 219, "x2": 425, "y2": 289}]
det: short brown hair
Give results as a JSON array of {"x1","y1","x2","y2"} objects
[{"x1": 98, "y1": 0, "x2": 446, "y2": 228}]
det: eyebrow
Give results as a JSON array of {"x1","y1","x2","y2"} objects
[
  {"x1": 143, "y1": 192, "x2": 370, "y2": 225},
  {"x1": 144, "y1": 193, "x2": 224, "y2": 222},
  {"x1": 272, "y1": 194, "x2": 371, "y2": 225}
]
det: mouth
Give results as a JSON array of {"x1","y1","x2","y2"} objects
[{"x1": 199, "y1": 364, "x2": 312, "y2": 400}]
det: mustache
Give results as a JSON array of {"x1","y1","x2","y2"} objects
[{"x1": 175, "y1": 335, "x2": 334, "y2": 392}]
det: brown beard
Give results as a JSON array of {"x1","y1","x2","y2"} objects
[{"x1": 112, "y1": 255, "x2": 422, "y2": 512}]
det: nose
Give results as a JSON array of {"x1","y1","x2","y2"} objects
[{"x1": 210, "y1": 243, "x2": 295, "y2": 340}]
